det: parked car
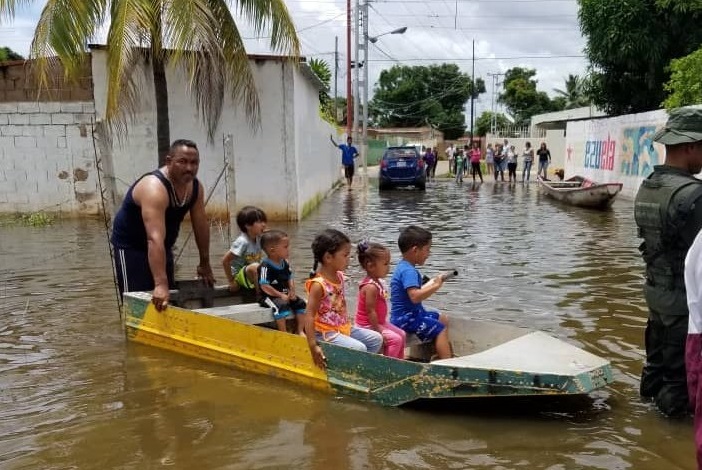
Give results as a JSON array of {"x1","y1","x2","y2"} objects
[{"x1": 379, "y1": 146, "x2": 426, "y2": 191}]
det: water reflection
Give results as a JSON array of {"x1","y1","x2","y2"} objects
[{"x1": 0, "y1": 181, "x2": 696, "y2": 469}]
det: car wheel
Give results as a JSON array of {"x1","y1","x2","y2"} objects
[
  {"x1": 379, "y1": 182, "x2": 389, "y2": 191},
  {"x1": 416, "y1": 183, "x2": 426, "y2": 191}
]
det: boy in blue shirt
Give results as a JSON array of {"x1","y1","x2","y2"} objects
[
  {"x1": 330, "y1": 134, "x2": 359, "y2": 186},
  {"x1": 390, "y1": 225, "x2": 452, "y2": 360}
]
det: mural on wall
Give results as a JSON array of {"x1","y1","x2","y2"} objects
[
  {"x1": 583, "y1": 134, "x2": 615, "y2": 171},
  {"x1": 565, "y1": 108, "x2": 668, "y2": 199},
  {"x1": 620, "y1": 126, "x2": 660, "y2": 177}
]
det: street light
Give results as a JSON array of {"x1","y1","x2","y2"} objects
[
  {"x1": 361, "y1": 25, "x2": 407, "y2": 182},
  {"x1": 368, "y1": 27, "x2": 408, "y2": 44}
]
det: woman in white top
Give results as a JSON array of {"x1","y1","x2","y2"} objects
[
  {"x1": 506, "y1": 145, "x2": 518, "y2": 183},
  {"x1": 521, "y1": 141, "x2": 534, "y2": 182},
  {"x1": 485, "y1": 143, "x2": 495, "y2": 177}
]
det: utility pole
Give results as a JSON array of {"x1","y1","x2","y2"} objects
[
  {"x1": 469, "y1": 39, "x2": 475, "y2": 142},
  {"x1": 334, "y1": 36, "x2": 339, "y2": 124},
  {"x1": 346, "y1": 0, "x2": 352, "y2": 137},
  {"x1": 353, "y1": 0, "x2": 360, "y2": 146},
  {"x1": 454, "y1": 0, "x2": 458, "y2": 30},
  {"x1": 487, "y1": 72, "x2": 505, "y2": 135},
  {"x1": 361, "y1": 0, "x2": 369, "y2": 182}
]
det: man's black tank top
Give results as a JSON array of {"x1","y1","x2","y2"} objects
[{"x1": 111, "y1": 170, "x2": 200, "y2": 251}]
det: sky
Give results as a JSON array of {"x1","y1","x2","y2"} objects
[{"x1": 0, "y1": 0, "x2": 587, "y2": 122}]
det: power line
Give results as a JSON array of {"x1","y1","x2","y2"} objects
[{"x1": 367, "y1": 54, "x2": 585, "y2": 62}]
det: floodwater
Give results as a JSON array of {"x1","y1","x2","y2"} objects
[{"x1": 0, "y1": 179, "x2": 696, "y2": 469}]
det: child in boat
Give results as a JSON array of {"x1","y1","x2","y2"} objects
[
  {"x1": 221, "y1": 206, "x2": 267, "y2": 293},
  {"x1": 257, "y1": 229, "x2": 307, "y2": 333},
  {"x1": 355, "y1": 241, "x2": 406, "y2": 359},
  {"x1": 390, "y1": 225, "x2": 452, "y2": 360},
  {"x1": 304, "y1": 229, "x2": 383, "y2": 369}
]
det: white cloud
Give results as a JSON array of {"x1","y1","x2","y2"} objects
[{"x1": 0, "y1": 0, "x2": 587, "y2": 122}]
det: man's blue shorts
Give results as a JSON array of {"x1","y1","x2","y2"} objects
[{"x1": 114, "y1": 247, "x2": 175, "y2": 295}]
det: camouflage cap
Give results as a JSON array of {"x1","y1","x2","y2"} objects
[{"x1": 653, "y1": 107, "x2": 702, "y2": 145}]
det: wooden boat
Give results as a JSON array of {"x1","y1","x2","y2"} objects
[
  {"x1": 537, "y1": 175, "x2": 623, "y2": 209},
  {"x1": 122, "y1": 283, "x2": 613, "y2": 407}
]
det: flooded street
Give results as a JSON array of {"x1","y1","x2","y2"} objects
[{"x1": 0, "y1": 179, "x2": 695, "y2": 469}]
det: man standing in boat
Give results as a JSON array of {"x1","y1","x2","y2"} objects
[
  {"x1": 634, "y1": 108, "x2": 702, "y2": 418},
  {"x1": 111, "y1": 139, "x2": 215, "y2": 311}
]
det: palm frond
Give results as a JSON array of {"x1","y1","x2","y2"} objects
[
  {"x1": 189, "y1": 0, "x2": 260, "y2": 135},
  {"x1": 104, "y1": 0, "x2": 152, "y2": 128},
  {"x1": 231, "y1": 0, "x2": 300, "y2": 56},
  {"x1": 29, "y1": 0, "x2": 108, "y2": 94},
  {"x1": 0, "y1": 0, "x2": 34, "y2": 23}
]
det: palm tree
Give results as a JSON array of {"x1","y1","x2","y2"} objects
[
  {"x1": 308, "y1": 58, "x2": 335, "y2": 123},
  {"x1": 0, "y1": 1, "x2": 300, "y2": 165},
  {"x1": 553, "y1": 74, "x2": 590, "y2": 110}
]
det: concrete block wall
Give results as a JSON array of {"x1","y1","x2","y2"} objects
[
  {"x1": 0, "y1": 58, "x2": 93, "y2": 102},
  {"x1": 0, "y1": 100, "x2": 98, "y2": 214}
]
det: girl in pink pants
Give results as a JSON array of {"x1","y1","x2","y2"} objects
[{"x1": 355, "y1": 241, "x2": 406, "y2": 359}]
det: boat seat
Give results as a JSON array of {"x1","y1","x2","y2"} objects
[
  {"x1": 405, "y1": 334, "x2": 424, "y2": 347},
  {"x1": 193, "y1": 303, "x2": 276, "y2": 325}
]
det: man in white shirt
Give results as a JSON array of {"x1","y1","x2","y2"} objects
[{"x1": 446, "y1": 144, "x2": 455, "y2": 175}]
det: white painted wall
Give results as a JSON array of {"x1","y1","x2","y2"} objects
[
  {"x1": 485, "y1": 129, "x2": 566, "y2": 175},
  {"x1": 565, "y1": 109, "x2": 668, "y2": 199},
  {"x1": 293, "y1": 65, "x2": 341, "y2": 218},
  {"x1": 0, "y1": 101, "x2": 98, "y2": 214},
  {"x1": 90, "y1": 49, "x2": 339, "y2": 221}
]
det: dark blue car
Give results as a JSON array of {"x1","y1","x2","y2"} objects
[{"x1": 378, "y1": 146, "x2": 426, "y2": 191}]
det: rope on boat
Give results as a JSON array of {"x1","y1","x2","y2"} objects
[
  {"x1": 174, "y1": 158, "x2": 229, "y2": 265},
  {"x1": 90, "y1": 118, "x2": 124, "y2": 316}
]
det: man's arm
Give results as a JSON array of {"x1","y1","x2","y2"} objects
[
  {"x1": 330, "y1": 134, "x2": 339, "y2": 147},
  {"x1": 133, "y1": 176, "x2": 170, "y2": 310},
  {"x1": 190, "y1": 179, "x2": 215, "y2": 286}
]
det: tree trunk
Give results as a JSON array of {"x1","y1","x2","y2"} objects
[
  {"x1": 153, "y1": 54, "x2": 170, "y2": 167},
  {"x1": 152, "y1": 8, "x2": 170, "y2": 167}
]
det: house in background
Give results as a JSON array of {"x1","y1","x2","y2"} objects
[{"x1": 0, "y1": 48, "x2": 340, "y2": 221}]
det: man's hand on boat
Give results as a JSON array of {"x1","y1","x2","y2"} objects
[
  {"x1": 152, "y1": 283, "x2": 170, "y2": 311},
  {"x1": 196, "y1": 263, "x2": 216, "y2": 287}
]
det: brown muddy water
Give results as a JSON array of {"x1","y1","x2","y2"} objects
[{"x1": 0, "y1": 180, "x2": 695, "y2": 469}]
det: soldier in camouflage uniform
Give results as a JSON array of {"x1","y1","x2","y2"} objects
[{"x1": 634, "y1": 107, "x2": 702, "y2": 417}]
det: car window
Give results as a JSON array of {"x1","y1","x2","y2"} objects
[{"x1": 384, "y1": 149, "x2": 418, "y2": 159}]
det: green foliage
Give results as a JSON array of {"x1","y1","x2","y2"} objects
[
  {"x1": 19, "y1": 212, "x2": 54, "y2": 227},
  {"x1": 553, "y1": 74, "x2": 590, "y2": 110},
  {"x1": 330, "y1": 96, "x2": 347, "y2": 125},
  {"x1": 308, "y1": 58, "x2": 335, "y2": 124},
  {"x1": 475, "y1": 111, "x2": 510, "y2": 136},
  {"x1": 498, "y1": 67, "x2": 558, "y2": 126},
  {"x1": 579, "y1": 0, "x2": 702, "y2": 115},
  {"x1": 0, "y1": 46, "x2": 23, "y2": 61},
  {"x1": 370, "y1": 63, "x2": 485, "y2": 140},
  {"x1": 663, "y1": 47, "x2": 702, "y2": 109}
]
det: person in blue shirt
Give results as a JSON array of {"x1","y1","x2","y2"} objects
[
  {"x1": 390, "y1": 225, "x2": 452, "y2": 360},
  {"x1": 330, "y1": 134, "x2": 359, "y2": 186}
]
